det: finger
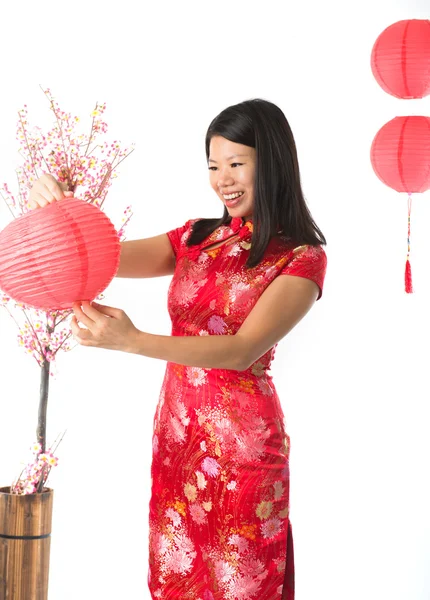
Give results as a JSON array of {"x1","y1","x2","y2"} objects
[
  {"x1": 70, "y1": 316, "x2": 79, "y2": 335},
  {"x1": 76, "y1": 301, "x2": 111, "y2": 322},
  {"x1": 72, "y1": 303, "x2": 96, "y2": 328},
  {"x1": 41, "y1": 176, "x2": 69, "y2": 201},
  {"x1": 71, "y1": 316, "x2": 91, "y2": 343},
  {"x1": 29, "y1": 192, "x2": 52, "y2": 208},
  {"x1": 42, "y1": 182, "x2": 64, "y2": 202},
  {"x1": 28, "y1": 199, "x2": 41, "y2": 210},
  {"x1": 90, "y1": 301, "x2": 123, "y2": 319},
  {"x1": 71, "y1": 315, "x2": 86, "y2": 332}
]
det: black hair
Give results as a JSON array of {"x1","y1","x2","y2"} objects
[{"x1": 187, "y1": 98, "x2": 326, "y2": 268}]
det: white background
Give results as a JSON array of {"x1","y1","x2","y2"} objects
[{"x1": 0, "y1": 1, "x2": 429, "y2": 598}]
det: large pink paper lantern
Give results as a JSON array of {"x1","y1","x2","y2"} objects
[
  {"x1": 370, "y1": 116, "x2": 430, "y2": 193},
  {"x1": 371, "y1": 19, "x2": 430, "y2": 99},
  {"x1": 0, "y1": 198, "x2": 120, "y2": 310}
]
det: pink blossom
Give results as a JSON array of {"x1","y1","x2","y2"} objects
[
  {"x1": 173, "y1": 278, "x2": 206, "y2": 307},
  {"x1": 239, "y1": 556, "x2": 266, "y2": 578},
  {"x1": 261, "y1": 517, "x2": 282, "y2": 539},
  {"x1": 173, "y1": 533, "x2": 194, "y2": 553},
  {"x1": 214, "y1": 417, "x2": 235, "y2": 445},
  {"x1": 164, "y1": 548, "x2": 194, "y2": 575},
  {"x1": 189, "y1": 503, "x2": 207, "y2": 525},
  {"x1": 47, "y1": 455, "x2": 58, "y2": 467},
  {"x1": 207, "y1": 315, "x2": 227, "y2": 335},
  {"x1": 167, "y1": 415, "x2": 186, "y2": 444},
  {"x1": 214, "y1": 559, "x2": 236, "y2": 583},
  {"x1": 201, "y1": 457, "x2": 221, "y2": 478},
  {"x1": 229, "y1": 281, "x2": 250, "y2": 303},
  {"x1": 186, "y1": 367, "x2": 208, "y2": 388},
  {"x1": 257, "y1": 378, "x2": 272, "y2": 396},
  {"x1": 171, "y1": 399, "x2": 189, "y2": 426},
  {"x1": 235, "y1": 431, "x2": 266, "y2": 462},
  {"x1": 165, "y1": 508, "x2": 181, "y2": 528},
  {"x1": 228, "y1": 574, "x2": 262, "y2": 599},
  {"x1": 226, "y1": 243, "x2": 242, "y2": 257},
  {"x1": 153, "y1": 532, "x2": 170, "y2": 556},
  {"x1": 228, "y1": 534, "x2": 249, "y2": 553},
  {"x1": 24, "y1": 482, "x2": 37, "y2": 495}
]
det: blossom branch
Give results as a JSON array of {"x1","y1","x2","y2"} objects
[
  {"x1": 0, "y1": 87, "x2": 135, "y2": 493},
  {"x1": 17, "y1": 109, "x2": 40, "y2": 186},
  {"x1": 22, "y1": 308, "x2": 45, "y2": 358},
  {"x1": 83, "y1": 102, "x2": 98, "y2": 156}
]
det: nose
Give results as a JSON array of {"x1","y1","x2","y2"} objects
[{"x1": 216, "y1": 168, "x2": 235, "y2": 191}]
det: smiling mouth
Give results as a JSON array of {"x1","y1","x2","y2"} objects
[{"x1": 223, "y1": 191, "x2": 244, "y2": 201}]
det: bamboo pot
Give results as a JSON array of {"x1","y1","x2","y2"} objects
[{"x1": 0, "y1": 486, "x2": 54, "y2": 600}]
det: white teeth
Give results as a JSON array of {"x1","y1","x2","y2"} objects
[{"x1": 223, "y1": 192, "x2": 243, "y2": 200}]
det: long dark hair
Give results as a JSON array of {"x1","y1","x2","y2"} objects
[{"x1": 187, "y1": 98, "x2": 326, "y2": 268}]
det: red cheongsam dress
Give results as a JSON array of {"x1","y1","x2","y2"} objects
[{"x1": 148, "y1": 217, "x2": 327, "y2": 600}]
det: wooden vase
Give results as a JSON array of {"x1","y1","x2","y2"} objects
[{"x1": 0, "y1": 486, "x2": 54, "y2": 600}]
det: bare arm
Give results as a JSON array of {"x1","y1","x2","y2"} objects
[{"x1": 117, "y1": 233, "x2": 176, "y2": 278}]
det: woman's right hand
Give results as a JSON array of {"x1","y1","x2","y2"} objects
[{"x1": 28, "y1": 174, "x2": 74, "y2": 210}]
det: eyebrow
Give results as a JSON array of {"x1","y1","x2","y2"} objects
[{"x1": 208, "y1": 153, "x2": 249, "y2": 163}]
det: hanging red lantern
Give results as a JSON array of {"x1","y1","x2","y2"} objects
[
  {"x1": 370, "y1": 116, "x2": 430, "y2": 193},
  {"x1": 371, "y1": 19, "x2": 430, "y2": 99},
  {"x1": 371, "y1": 116, "x2": 430, "y2": 293},
  {"x1": 0, "y1": 198, "x2": 120, "y2": 310}
]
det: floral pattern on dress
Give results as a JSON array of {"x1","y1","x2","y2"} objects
[{"x1": 148, "y1": 218, "x2": 327, "y2": 599}]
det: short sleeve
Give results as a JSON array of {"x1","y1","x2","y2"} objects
[
  {"x1": 165, "y1": 219, "x2": 194, "y2": 258},
  {"x1": 280, "y1": 244, "x2": 327, "y2": 300}
]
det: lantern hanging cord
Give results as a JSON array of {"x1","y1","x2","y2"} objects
[{"x1": 406, "y1": 193, "x2": 412, "y2": 260}]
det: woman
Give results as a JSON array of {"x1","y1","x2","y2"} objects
[{"x1": 29, "y1": 98, "x2": 327, "y2": 600}]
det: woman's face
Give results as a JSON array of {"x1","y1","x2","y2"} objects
[{"x1": 208, "y1": 136, "x2": 256, "y2": 220}]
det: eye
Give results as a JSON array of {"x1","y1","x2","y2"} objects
[{"x1": 208, "y1": 163, "x2": 243, "y2": 171}]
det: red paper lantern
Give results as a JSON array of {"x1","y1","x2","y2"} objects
[
  {"x1": 371, "y1": 19, "x2": 430, "y2": 99},
  {"x1": 370, "y1": 116, "x2": 430, "y2": 193},
  {"x1": 370, "y1": 116, "x2": 430, "y2": 294},
  {"x1": 0, "y1": 198, "x2": 120, "y2": 310}
]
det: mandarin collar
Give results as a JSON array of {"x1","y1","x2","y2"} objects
[
  {"x1": 230, "y1": 216, "x2": 253, "y2": 233},
  {"x1": 187, "y1": 217, "x2": 253, "y2": 261}
]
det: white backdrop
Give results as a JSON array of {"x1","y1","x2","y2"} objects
[{"x1": 0, "y1": 1, "x2": 429, "y2": 599}]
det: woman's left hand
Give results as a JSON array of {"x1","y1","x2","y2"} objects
[{"x1": 71, "y1": 301, "x2": 141, "y2": 352}]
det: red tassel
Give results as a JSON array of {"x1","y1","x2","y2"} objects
[{"x1": 405, "y1": 258, "x2": 413, "y2": 293}]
